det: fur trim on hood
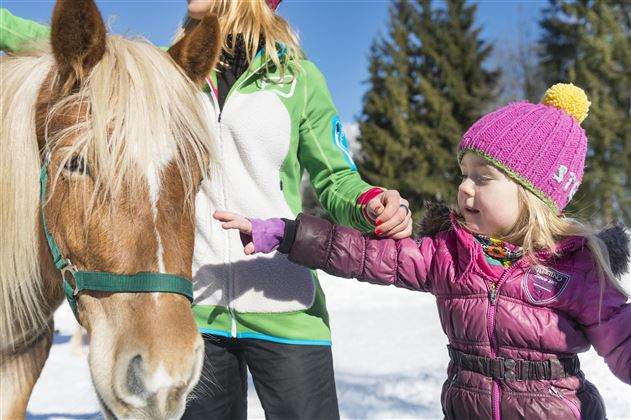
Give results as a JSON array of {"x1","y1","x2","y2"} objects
[
  {"x1": 597, "y1": 224, "x2": 630, "y2": 278},
  {"x1": 417, "y1": 202, "x2": 452, "y2": 237}
]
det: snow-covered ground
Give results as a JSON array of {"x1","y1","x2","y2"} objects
[{"x1": 26, "y1": 272, "x2": 631, "y2": 420}]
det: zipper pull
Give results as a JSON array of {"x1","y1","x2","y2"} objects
[
  {"x1": 549, "y1": 386, "x2": 564, "y2": 399},
  {"x1": 489, "y1": 282, "x2": 498, "y2": 305}
]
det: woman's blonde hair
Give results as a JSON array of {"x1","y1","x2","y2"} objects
[{"x1": 177, "y1": 0, "x2": 301, "y2": 74}]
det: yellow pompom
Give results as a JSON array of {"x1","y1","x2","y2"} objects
[{"x1": 541, "y1": 83, "x2": 590, "y2": 124}]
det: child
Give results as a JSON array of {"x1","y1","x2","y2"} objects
[{"x1": 216, "y1": 83, "x2": 631, "y2": 419}]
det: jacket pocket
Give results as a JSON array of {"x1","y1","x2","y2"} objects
[
  {"x1": 549, "y1": 386, "x2": 581, "y2": 420},
  {"x1": 442, "y1": 381, "x2": 493, "y2": 420}
]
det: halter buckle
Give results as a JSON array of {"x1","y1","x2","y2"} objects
[{"x1": 61, "y1": 259, "x2": 78, "y2": 294}]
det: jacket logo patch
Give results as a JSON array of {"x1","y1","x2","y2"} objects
[
  {"x1": 331, "y1": 116, "x2": 357, "y2": 170},
  {"x1": 523, "y1": 267, "x2": 570, "y2": 305}
]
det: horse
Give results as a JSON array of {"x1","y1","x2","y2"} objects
[{"x1": 0, "y1": 0, "x2": 221, "y2": 418}]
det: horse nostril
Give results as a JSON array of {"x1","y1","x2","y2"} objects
[{"x1": 126, "y1": 354, "x2": 145, "y2": 396}]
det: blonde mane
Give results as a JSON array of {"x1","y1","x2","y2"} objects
[
  {"x1": 0, "y1": 36, "x2": 215, "y2": 350},
  {"x1": 0, "y1": 51, "x2": 53, "y2": 350}
]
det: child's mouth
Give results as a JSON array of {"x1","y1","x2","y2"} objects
[{"x1": 465, "y1": 207, "x2": 480, "y2": 214}]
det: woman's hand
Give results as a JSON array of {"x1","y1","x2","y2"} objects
[
  {"x1": 213, "y1": 211, "x2": 256, "y2": 255},
  {"x1": 365, "y1": 190, "x2": 413, "y2": 240}
]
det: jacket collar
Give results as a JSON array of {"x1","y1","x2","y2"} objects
[{"x1": 205, "y1": 43, "x2": 288, "y2": 99}]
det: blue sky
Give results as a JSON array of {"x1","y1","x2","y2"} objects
[{"x1": 3, "y1": 0, "x2": 547, "y2": 122}]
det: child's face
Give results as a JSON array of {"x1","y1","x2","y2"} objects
[{"x1": 458, "y1": 153, "x2": 520, "y2": 237}]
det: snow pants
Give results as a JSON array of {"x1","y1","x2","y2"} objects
[{"x1": 182, "y1": 333, "x2": 340, "y2": 420}]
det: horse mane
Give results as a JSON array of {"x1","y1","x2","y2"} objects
[
  {"x1": 0, "y1": 49, "x2": 54, "y2": 349},
  {"x1": 0, "y1": 36, "x2": 216, "y2": 349}
]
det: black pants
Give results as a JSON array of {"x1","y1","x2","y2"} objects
[{"x1": 182, "y1": 334, "x2": 340, "y2": 420}]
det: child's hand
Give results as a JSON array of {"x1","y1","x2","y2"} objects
[
  {"x1": 213, "y1": 211, "x2": 286, "y2": 255},
  {"x1": 213, "y1": 211, "x2": 256, "y2": 255}
]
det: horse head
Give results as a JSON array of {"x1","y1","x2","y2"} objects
[{"x1": 0, "y1": 0, "x2": 220, "y2": 418}]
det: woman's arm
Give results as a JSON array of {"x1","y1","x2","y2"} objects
[{"x1": 296, "y1": 61, "x2": 411, "y2": 238}]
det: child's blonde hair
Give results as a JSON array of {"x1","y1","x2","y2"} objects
[
  {"x1": 502, "y1": 186, "x2": 629, "y2": 299},
  {"x1": 177, "y1": 0, "x2": 301, "y2": 75}
]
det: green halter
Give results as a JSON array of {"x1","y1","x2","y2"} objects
[{"x1": 40, "y1": 157, "x2": 194, "y2": 321}]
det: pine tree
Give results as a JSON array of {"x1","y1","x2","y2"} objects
[
  {"x1": 356, "y1": 0, "x2": 420, "y2": 191},
  {"x1": 357, "y1": 0, "x2": 499, "y2": 209},
  {"x1": 540, "y1": 0, "x2": 631, "y2": 224}
]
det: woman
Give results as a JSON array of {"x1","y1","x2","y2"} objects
[
  {"x1": 0, "y1": 2, "x2": 413, "y2": 418},
  {"x1": 184, "y1": 2, "x2": 412, "y2": 418}
]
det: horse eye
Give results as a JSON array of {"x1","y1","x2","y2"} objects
[{"x1": 64, "y1": 156, "x2": 89, "y2": 175}]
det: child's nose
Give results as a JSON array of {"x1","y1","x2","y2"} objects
[{"x1": 458, "y1": 179, "x2": 474, "y2": 196}]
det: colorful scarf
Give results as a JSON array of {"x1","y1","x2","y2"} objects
[{"x1": 474, "y1": 234, "x2": 523, "y2": 267}]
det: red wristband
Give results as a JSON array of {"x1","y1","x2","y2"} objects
[{"x1": 358, "y1": 188, "x2": 384, "y2": 224}]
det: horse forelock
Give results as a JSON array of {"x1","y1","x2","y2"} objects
[{"x1": 47, "y1": 36, "x2": 215, "y2": 209}]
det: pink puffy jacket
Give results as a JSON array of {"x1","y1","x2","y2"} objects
[{"x1": 283, "y1": 205, "x2": 631, "y2": 420}]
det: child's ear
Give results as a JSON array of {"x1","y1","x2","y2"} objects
[{"x1": 168, "y1": 14, "x2": 221, "y2": 87}]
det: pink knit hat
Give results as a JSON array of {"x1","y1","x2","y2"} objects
[{"x1": 458, "y1": 83, "x2": 591, "y2": 212}]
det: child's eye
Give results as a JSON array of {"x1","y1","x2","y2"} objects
[
  {"x1": 460, "y1": 173, "x2": 492, "y2": 184},
  {"x1": 472, "y1": 174, "x2": 491, "y2": 184}
]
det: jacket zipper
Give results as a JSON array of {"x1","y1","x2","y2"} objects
[
  {"x1": 206, "y1": 78, "x2": 237, "y2": 337},
  {"x1": 207, "y1": 48, "x2": 284, "y2": 338},
  {"x1": 549, "y1": 386, "x2": 582, "y2": 419},
  {"x1": 216, "y1": 109, "x2": 237, "y2": 337},
  {"x1": 487, "y1": 261, "x2": 522, "y2": 420}
]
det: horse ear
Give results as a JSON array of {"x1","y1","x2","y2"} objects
[
  {"x1": 168, "y1": 15, "x2": 221, "y2": 87},
  {"x1": 51, "y1": 0, "x2": 107, "y2": 94}
]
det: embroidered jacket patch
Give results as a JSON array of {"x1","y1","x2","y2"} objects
[{"x1": 523, "y1": 266, "x2": 571, "y2": 305}]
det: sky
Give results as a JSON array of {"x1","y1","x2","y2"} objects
[{"x1": 2, "y1": 0, "x2": 548, "y2": 123}]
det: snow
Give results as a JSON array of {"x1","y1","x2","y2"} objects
[{"x1": 26, "y1": 272, "x2": 631, "y2": 420}]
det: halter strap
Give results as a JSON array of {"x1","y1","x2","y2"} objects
[
  {"x1": 40, "y1": 159, "x2": 67, "y2": 271},
  {"x1": 40, "y1": 160, "x2": 193, "y2": 321}
]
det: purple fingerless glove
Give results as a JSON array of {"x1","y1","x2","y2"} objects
[{"x1": 239, "y1": 218, "x2": 286, "y2": 254}]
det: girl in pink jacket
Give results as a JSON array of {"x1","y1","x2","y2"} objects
[{"x1": 216, "y1": 83, "x2": 631, "y2": 419}]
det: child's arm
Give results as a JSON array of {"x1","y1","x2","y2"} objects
[
  {"x1": 214, "y1": 211, "x2": 436, "y2": 293},
  {"x1": 0, "y1": 8, "x2": 50, "y2": 53},
  {"x1": 578, "y1": 274, "x2": 631, "y2": 384}
]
